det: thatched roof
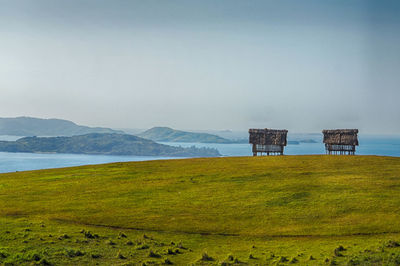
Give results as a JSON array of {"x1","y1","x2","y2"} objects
[
  {"x1": 249, "y1": 128, "x2": 288, "y2": 146},
  {"x1": 322, "y1": 129, "x2": 359, "y2": 145}
]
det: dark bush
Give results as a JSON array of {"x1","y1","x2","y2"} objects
[
  {"x1": 279, "y1": 256, "x2": 288, "y2": 262},
  {"x1": 84, "y1": 231, "x2": 98, "y2": 239},
  {"x1": 200, "y1": 252, "x2": 214, "y2": 261},
  {"x1": 0, "y1": 250, "x2": 9, "y2": 258},
  {"x1": 167, "y1": 249, "x2": 175, "y2": 255},
  {"x1": 37, "y1": 258, "x2": 52, "y2": 265},
  {"x1": 148, "y1": 250, "x2": 161, "y2": 258},
  {"x1": 334, "y1": 246, "x2": 346, "y2": 257},
  {"x1": 65, "y1": 249, "x2": 84, "y2": 258},
  {"x1": 116, "y1": 250, "x2": 126, "y2": 259},
  {"x1": 106, "y1": 240, "x2": 116, "y2": 246},
  {"x1": 137, "y1": 244, "x2": 150, "y2": 250},
  {"x1": 177, "y1": 242, "x2": 187, "y2": 250},
  {"x1": 58, "y1": 234, "x2": 70, "y2": 240},
  {"x1": 31, "y1": 253, "x2": 41, "y2": 261},
  {"x1": 386, "y1": 240, "x2": 400, "y2": 248},
  {"x1": 337, "y1": 245, "x2": 346, "y2": 251},
  {"x1": 164, "y1": 258, "x2": 173, "y2": 264}
]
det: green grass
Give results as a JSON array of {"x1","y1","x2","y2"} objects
[{"x1": 1, "y1": 155, "x2": 400, "y2": 265}]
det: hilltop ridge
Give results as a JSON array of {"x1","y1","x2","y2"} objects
[
  {"x1": 138, "y1": 126, "x2": 239, "y2": 143},
  {"x1": 0, "y1": 116, "x2": 123, "y2": 136}
]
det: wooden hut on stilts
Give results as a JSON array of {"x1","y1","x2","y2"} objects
[
  {"x1": 249, "y1": 128, "x2": 288, "y2": 156},
  {"x1": 322, "y1": 129, "x2": 359, "y2": 155}
]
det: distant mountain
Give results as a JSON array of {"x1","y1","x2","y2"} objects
[
  {"x1": 298, "y1": 139, "x2": 317, "y2": 143},
  {"x1": 138, "y1": 127, "x2": 238, "y2": 143},
  {"x1": 0, "y1": 117, "x2": 123, "y2": 136},
  {"x1": 0, "y1": 133, "x2": 220, "y2": 157}
]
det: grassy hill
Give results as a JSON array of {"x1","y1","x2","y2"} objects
[
  {"x1": 138, "y1": 126, "x2": 238, "y2": 143},
  {"x1": 1, "y1": 156, "x2": 400, "y2": 265}
]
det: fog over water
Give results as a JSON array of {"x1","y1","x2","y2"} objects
[{"x1": 0, "y1": 0, "x2": 399, "y2": 134}]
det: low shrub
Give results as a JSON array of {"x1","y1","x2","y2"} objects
[
  {"x1": 347, "y1": 257, "x2": 361, "y2": 265},
  {"x1": 106, "y1": 240, "x2": 116, "y2": 246},
  {"x1": 279, "y1": 256, "x2": 289, "y2": 262},
  {"x1": 37, "y1": 258, "x2": 51, "y2": 265},
  {"x1": 91, "y1": 254, "x2": 101, "y2": 259},
  {"x1": 85, "y1": 231, "x2": 98, "y2": 239},
  {"x1": 30, "y1": 253, "x2": 41, "y2": 261},
  {"x1": 334, "y1": 246, "x2": 346, "y2": 257},
  {"x1": 200, "y1": 252, "x2": 214, "y2": 261},
  {"x1": 233, "y1": 258, "x2": 241, "y2": 264},
  {"x1": 166, "y1": 249, "x2": 175, "y2": 255},
  {"x1": 58, "y1": 234, "x2": 70, "y2": 240},
  {"x1": 0, "y1": 250, "x2": 9, "y2": 258},
  {"x1": 174, "y1": 249, "x2": 181, "y2": 254},
  {"x1": 64, "y1": 249, "x2": 85, "y2": 258},
  {"x1": 116, "y1": 250, "x2": 126, "y2": 259},
  {"x1": 137, "y1": 244, "x2": 150, "y2": 250},
  {"x1": 336, "y1": 245, "x2": 346, "y2": 251},
  {"x1": 164, "y1": 258, "x2": 173, "y2": 264},
  {"x1": 148, "y1": 250, "x2": 161, "y2": 258},
  {"x1": 386, "y1": 240, "x2": 400, "y2": 248},
  {"x1": 177, "y1": 242, "x2": 187, "y2": 250}
]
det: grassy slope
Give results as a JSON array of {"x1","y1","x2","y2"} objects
[{"x1": 1, "y1": 155, "x2": 400, "y2": 265}]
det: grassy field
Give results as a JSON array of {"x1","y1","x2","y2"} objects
[{"x1": 1, "y1": 155, "x2": 400, "y2": 265}]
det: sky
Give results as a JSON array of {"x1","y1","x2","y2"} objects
[{"x1": 0, "y1": 0, "x2": 399, "y2": 134}]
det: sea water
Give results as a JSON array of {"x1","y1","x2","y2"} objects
[
  {"x1": 162, "y1": 135, "x2": 400, "y2": 157},
  {"x1": 0, "y1": 135, "x2": 398, "y2": 173}
]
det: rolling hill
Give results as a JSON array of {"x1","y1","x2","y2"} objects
[
  {"x1": 1, "y1": 155, "x2": 400, "y2": 265},
  {"x1": 138, "y1": 127, "x2": 238, "y2": 143},
  {"x1": 0, "y1": 133, "x2": 220, "y2": 157},
  {"x1": 0, "y1": 116, "x2": 123, "y2": 136}
]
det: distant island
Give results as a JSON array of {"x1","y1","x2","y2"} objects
[
  {"x1": 298, "y1": 139, "x2": 317, "y2": 143},
  {"x1": 0, "y1": 117, "x2": 123, "y2": 136},
  {"x1": 138, "y1": 127, "x2": 239, "y2": 143},
  {"x1": 0, "y1": 133, "x2": 220, "y2": 157},
  {"x1": 288, "y1": 139, "x2": 318, "y2": 145},
  {"x1": 138, "y1": 127, "x2": 319, "y2": 145}
]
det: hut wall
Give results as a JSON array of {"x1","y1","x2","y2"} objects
[
  {"x1": 322, "y1": 129, "x2": 359, "y2": 155},
  {"x1": 249, "y1": 128, "x2": 288, "y2": 156}
]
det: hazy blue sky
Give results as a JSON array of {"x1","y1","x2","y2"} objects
[{"x1": 0, "y1": 0, "x2": 399, "y2": 133}]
